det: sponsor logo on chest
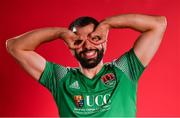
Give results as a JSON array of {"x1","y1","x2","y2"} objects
[
  {"x1": 72, "y1": 73, "x2": 115, "y2": 109},
  {"x1": 74, "y1": 93, "x2": 111, "y2": 108}
]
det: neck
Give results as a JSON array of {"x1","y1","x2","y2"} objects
[{"x1": 79, "y1": 61, "x2": 104, "y2": 79}]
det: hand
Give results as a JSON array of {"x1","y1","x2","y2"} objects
[
  {"x1": 60, "y1": 30, "x2": 84, "y2": 49},
  {"x1": 90, "y1": 22, "x2": 110, "y2": 45}
]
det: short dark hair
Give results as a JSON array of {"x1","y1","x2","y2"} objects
[{"x1": 68, "y1": 16, "x2": 99, "y2": 31}]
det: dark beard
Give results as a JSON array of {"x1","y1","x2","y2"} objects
[{"x1": 75, "y1": 48, "x2": 104, "y2": 69}]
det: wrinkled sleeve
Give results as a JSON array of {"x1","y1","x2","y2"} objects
[{"x1": 114, "y1": 48, "x2": 145, "y2": 81}]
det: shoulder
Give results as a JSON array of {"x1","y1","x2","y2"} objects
[
  {"x1": 108, "y1": 48, "x2": 145, "y2": 81},
  {"x1": 41, "y1": 61, "x2": 71, "y2": 80}
]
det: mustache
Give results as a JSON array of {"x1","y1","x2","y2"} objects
[{"x1": 79, "y1": 49, "x2": 98, "y2": 55}]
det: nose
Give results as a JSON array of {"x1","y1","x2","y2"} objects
[
  {"x1": 82, "y1": 38, "x2": 93, "y2": 49},
  {"x1": 79, "y1": 35, "x2": 88, "y2": 41}
]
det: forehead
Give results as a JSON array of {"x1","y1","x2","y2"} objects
[{"x1": 73, "y1": 24, "x2": 95, "y2": 35}]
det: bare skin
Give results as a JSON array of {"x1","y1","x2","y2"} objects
[
  {"x1": 91, "y1": 14, "x2": 167, "y2": 67},
  {"x1": 6, "y1": 27, "x2": 82, "y2": 80},
  {"x1": 6, "y1": 14, "x2": 167, "y2": 80},
  {"x1": 72, "y1": 24, "x2": 106, "y2": 79}
]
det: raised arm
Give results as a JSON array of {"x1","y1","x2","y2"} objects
[
  {"x1": 91, "y1": 14, "x2": 167, "y2": 67},
  {"x1": 6, "y1": 27, "x2": 80, "y2": 80}
]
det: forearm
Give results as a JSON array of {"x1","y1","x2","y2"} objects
[
  {"x1": 6, "y1": 27, "x2": 68, "y2": 52},
  {"x1": 96, "y1": 14, "x2": 167, "y2": 67},
  {"x1": 6, "y1": 27, "x2": 70, "y2": 80},
  {"x1": 101, "y1": 14, "x2": 167, "y2": 32}
]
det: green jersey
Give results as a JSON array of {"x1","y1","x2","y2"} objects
[{"x1": 39, "y1": 48, "x2": 145, "y2": 117}]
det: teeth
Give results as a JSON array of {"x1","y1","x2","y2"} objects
[{"x1": 85, "y1": 51, "x2": 95, "y2": 56}]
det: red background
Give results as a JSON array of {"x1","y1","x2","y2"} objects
[{"x1": 0, "y1": 0, "x2": 180, "y2": 117}]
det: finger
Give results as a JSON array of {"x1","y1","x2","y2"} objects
[
  {"x1": 90, "y1": 32, "x2": 99, "y2": 39},
  {"x1": 68, "y1": 44, "x2": 79, "y2": 50},
  {"x1": 89, "y1": 38, "x2": 106, "y2": 45}
]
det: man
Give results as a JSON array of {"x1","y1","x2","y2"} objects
[{"x1": 6, "y1": 14, "x2": 167, "y2": 117}]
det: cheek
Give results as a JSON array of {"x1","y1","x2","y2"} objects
[
  {"x1": 70, "y1": 48, "x2": 81, "y2": 56},
  {"x1": 101, "y1": 42, "x2": 107, "y2": 49},
  {"x1": 75, "y1": 48, "x2": 83, "y2": 54},
  {"x1": 101, "y1": 42, "x2": 107, "y2": 54}
]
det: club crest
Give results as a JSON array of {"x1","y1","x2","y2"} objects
[
  {"x1": 101, "y1": 73, "x2": 116, "y2": 86},
  {"x1": 74, "y1": 95, "x2": 84, "y2": 108}
]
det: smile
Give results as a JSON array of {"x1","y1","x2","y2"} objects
[{"x1": 83, "y1": 50, "x2": 97, "y2": 59}]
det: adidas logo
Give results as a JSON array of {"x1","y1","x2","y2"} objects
[{"x1": 70, "y1": 81, "x2": 80, "y2": 89}]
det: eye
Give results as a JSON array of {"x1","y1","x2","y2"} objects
[
  {"x1": 92, "y1": 36, "x2": 101, "y2": 41},
  {"x1": 74, "y1": 39, "x2": 83, "y2": 45}
]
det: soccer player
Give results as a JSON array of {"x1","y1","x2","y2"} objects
[{"x1": 6, "y1": 14, "x2": 167, "y2": 117}]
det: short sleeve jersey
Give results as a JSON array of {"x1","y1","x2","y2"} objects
[{"x1": 39, "y1": 48, "x2": 145, "y2": 117}]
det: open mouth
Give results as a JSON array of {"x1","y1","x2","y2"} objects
[
  {"x1": 75, "y1": 48, "x2": 104, "y2": 68},
  {"x1": 82, "y1": 50, "x2": 97, "y2": 59}
]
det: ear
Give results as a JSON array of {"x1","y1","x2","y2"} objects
[{"x1": 101, "y1": 41, "x2": 107, "y2": 54}]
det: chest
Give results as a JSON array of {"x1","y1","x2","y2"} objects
[{"x1": 56, "y1": 68, "x2": 137, "y2": 116}]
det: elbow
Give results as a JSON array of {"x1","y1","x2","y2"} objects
[
  {"x1": 6, "y1": 39, "x2": 12, "y2": 52},
  {"x1": 159, "y1": 16, "x2": 167, "y2": 28},
  {"x1": 6, "y1": 38, "x2": 16, "y2": 54},
  {"x1": 155, "y1": 16, "x2": 167, "y2": 30}
]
